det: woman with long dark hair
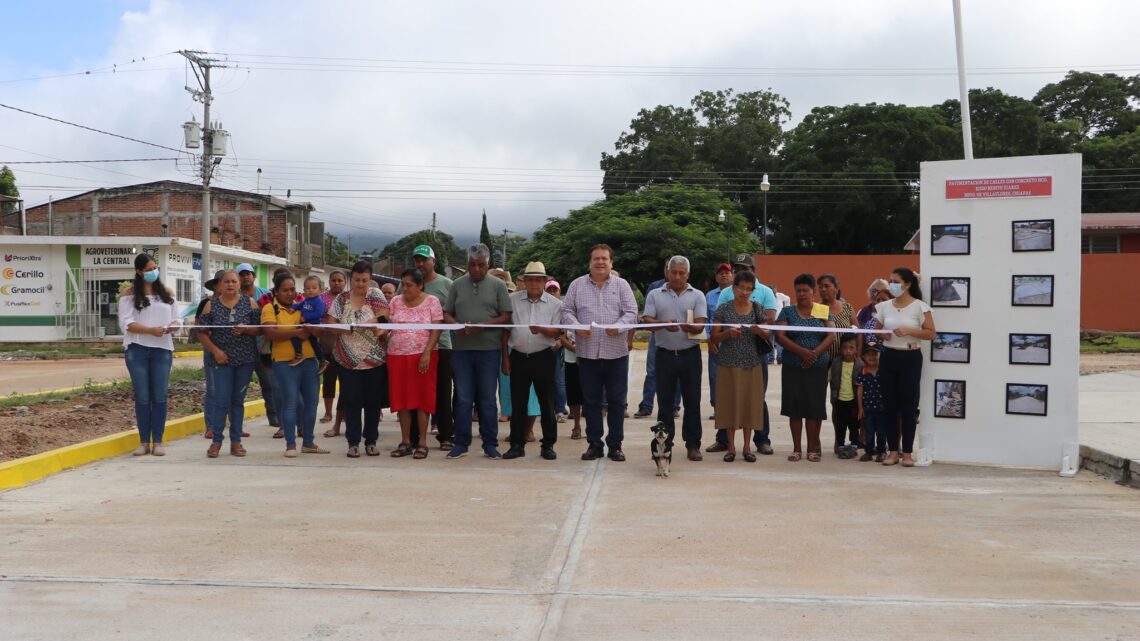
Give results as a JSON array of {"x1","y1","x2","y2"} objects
[
  {"x1": 262, "y1": 273, "x2": 329, "y2": 457},
  {"x1": 872, "y1": 267, "x2": 935, "y2": 467},
  {"x1": 117, "y1": 253, "x2": 181, "y2": 456}
]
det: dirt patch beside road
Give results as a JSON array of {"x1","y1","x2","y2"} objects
[
  {"x1": 1080, "y1": 352, "x2": 1140, "y2": 375},
  {"x1": 0, "y1": 377, "x2": 222, "y2": 463}
]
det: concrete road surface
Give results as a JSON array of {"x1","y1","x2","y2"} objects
[
  {"x1": 0, "y1": 356, "x2": 201, "y2": 395},
  {"x1": 2, "y1": 350, "x2": 1140, "y2": 640}
]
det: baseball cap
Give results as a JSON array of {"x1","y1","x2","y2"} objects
[
  {"x1": 862, "y1": 341, "x2": 883, "y2": 353},
  {"x1": 545, "y1": 279, "x2": 560, "y2": 291},
  {"x1": 412, "y1": 245, "x2": 435, "y2": 259},
  {"x1": 733, "y1": 253, "x2": 755, "y2": 268},
  {"x1": 716, "y1": 263, "x2": 732, "y2": 273},
  {"x1": 236, "y1": 262, "x2": 255, "y2": 274}
]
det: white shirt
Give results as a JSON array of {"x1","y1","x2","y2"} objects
[
  {"x1": 775, "y1": 292, "x2": 791, "y2": 310},
  {"x1": 118, "y1": 293, "x2": 182, "y2": 351},
  {"x1": 873, "y1": 298, "x2": 931, "y2": 350},
  {"x1": 508, "y1": 290, "x2": 562, "y2": 354}
]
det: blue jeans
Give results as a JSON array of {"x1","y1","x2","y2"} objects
[
  {"x1": 272, "y1": 358, "x2": 320, "y2": 448},
  {"x1": 639, "y1": 333, "x2": 681, "y2": 413},
  {"x1": 255, "y1": 357, "x2": 279, "y2": 425},
  {"x1": 716, "y1": 359, "x2": 770, "y2": 447},
  {"x1": 451, "y1": 349, "x2": 501, "y2": 451},
  {"x1": 203, "y1": 356, "x2": 219, "y2": 432},
  {"x1": 208, "y1": 362, "x2": 256, "y2": 444},
  {"x1": 864, "y1": 410, "x2": 887, "y2": 455},
  {"x1": 124, "y1": 344, "x2": 173, "y2": 444},
  {"x1": 554, "y1": 348, "x2": 568, "y2": 415},
  {"x1": 579, "y1": 356, "x2": 629, "y2": 449}
]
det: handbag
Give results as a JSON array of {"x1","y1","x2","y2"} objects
[{"x1": 751, "y1": 302, "x2": 774, "y2": 355}]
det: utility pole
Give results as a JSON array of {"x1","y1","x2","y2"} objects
[
  {"x1": 179, "y1": 50, "x2": 227, "y2": 288},
  {"x1": 500, "y1": 227, "x2": 514, "y2": 267},
  {"x1": 431, "y1": 212, "x2": 437, "y2": 241}
]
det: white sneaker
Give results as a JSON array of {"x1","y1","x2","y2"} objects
[{"x1": 132, "y1": 445, "x2": 150, "y2": 456}]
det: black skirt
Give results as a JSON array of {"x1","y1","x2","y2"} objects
[{"x1": 780, "y1": 365, "x2": 828, "y2": 420}]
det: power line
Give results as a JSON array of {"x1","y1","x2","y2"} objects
[
  {"x1": 0, "y1": 158, "x2": 178, "y2": 164},
  {"x1": 0, "y1": 102, "x2": 191, "y2": 154}
]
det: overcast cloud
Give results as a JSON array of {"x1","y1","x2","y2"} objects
[{"x1": 2, "y1": 0, "x2": 1137, "y2": 249}]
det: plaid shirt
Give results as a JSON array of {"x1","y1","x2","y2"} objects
[{"x1": 561, "y1": 273, "x2": 638, "y2": 360}]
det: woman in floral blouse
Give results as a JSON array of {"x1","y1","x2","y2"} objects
[{"x1": 324, "y1": 261, "x2": 390, "y2": 458}]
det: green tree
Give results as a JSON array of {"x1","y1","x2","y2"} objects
[
  {"x1": 600, "y1": 88, "x2": 791, "y2": 210},
  {"x1": 378, "y1": 229, "x2": 465, "y2": 273},
  {"x1": 0, "y1": 165, "x2": 18, "y2": 218},
  {"x1": 323, "y1": 232, "x2": 354, "y2": 268},
  {"x1": 776, "y1": 103, "x2": 959, "y2": 253},
  {"x1": 938, "y1": 88, "x2": 1057, "y2": 158},
  {"x1": 1033, "y1": 71, "x2": 1140, "y2": 139},
  {"x1": 506, "y1": 184, "x2": 757, "y2": 294},
  {"x1": 1077, "y1": 126, "x2": 1140, "y2": 212},
  {"x1": 478, "y1": 210, "x2": 494, "y2": 265}
]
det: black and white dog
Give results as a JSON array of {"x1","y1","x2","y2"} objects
[{"x1": 650, "y1": 421, "x2": 671, "y2": 478}]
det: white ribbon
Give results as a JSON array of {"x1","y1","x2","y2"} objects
[{"x1": 183, "y1": 321, "x2": 883, "y2": 335}]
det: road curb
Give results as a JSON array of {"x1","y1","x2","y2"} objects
[
  {"x1": 1080, "y1": 444, "x2": 1140, "y2": 489},
  {"x1": 0, "y1": 399, "x2": 266, "y2": 491}
]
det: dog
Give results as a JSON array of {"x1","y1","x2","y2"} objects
[{"x1": 650, "y1": 421, "x2": 672, "y2": 478}]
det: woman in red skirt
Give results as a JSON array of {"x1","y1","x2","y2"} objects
[{"x1": 387, "y1": 268, "x2": 444, "y2": 459}]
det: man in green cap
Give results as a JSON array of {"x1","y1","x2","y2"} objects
[{"x1": 412, "y1": 244, "x2": 455, "y2": 451}]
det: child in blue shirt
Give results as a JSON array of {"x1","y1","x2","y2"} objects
[
  {"x1": 291, "y1": 275, "x2": 326, "y2": 367},
  {"x1": 855, "y1": 342, "x2": 886, "y2": 462}
]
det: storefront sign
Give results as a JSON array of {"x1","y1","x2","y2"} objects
[
  {"x1": 81, "y1": 245, "x2": 137, "y2": 268},
  {"x1": 0, "y1": 245, "x2": 65, "y2": 315},
  {"x1": 945, "y1": 176, "x2": 1052, "y2": 200}
]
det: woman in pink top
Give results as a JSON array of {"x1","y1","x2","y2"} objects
[{"x1": 388, "y1": 268, "x2": 444, "y2": 459}]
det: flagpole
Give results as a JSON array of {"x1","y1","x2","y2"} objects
[{"x1": 953, "y1": 0, "x2": 974, "y2": 159}]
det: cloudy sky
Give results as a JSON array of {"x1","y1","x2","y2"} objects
[{"x1": 2, "y1": 0, "x2": 1137, "y2": 250}]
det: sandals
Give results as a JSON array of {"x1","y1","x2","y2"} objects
[
  {"x1": 570, "y1": 427, "x2": 582, "y2": 440},
  {"x1": 723, "y1": 452, "x2": 736, "y2": 462},
  {"x1": 390, "y1": 443, "x2": 413, "y2": 458},
  {"x1": 272, "y1": 428, "x2": 284, "y2": 439},
  {"x1": 365, "y1": 444, "x2": 380, "y2": 457},
  {"x1": 319, "y1": 414, "x2": 333, "y2": 424},
  {"x1": 743, "y1": 452, "x2": 757, "y2": 463},
  {"x1": 323, "y1": 428, "x2": 340, "y2": 438},
  {"x1": 787, "y1": 451, "x2": 802, "y2": 462},
  {"x1": 413, "y1": 446, "x2": 429, "y2": 459},
  {"x1": 346, "y1": 445, "x2": 360, "y2": 458},
  {"x1": 807, "y1": 451, "x2": 822, "y2": 463}
]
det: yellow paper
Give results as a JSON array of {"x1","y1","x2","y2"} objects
[{"x1": 811, "y1": 303, "x2": 830, "y2": 320}]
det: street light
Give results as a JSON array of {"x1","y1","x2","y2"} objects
[
  {"x1": 760, "y1": 174, "x2": 770, "y2": 255},
  {"x1": 718, "y1": 209, "x2": 730, "y2": 262}
]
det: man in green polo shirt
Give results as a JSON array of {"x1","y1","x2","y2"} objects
[{"x1": 443, "y1": 244, "x2": 513, "y2": 459}]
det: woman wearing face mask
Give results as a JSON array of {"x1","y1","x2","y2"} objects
[
  {"x1": 872, "y1": 267, "x2": 936, "y2": 467},
  {"x1": 118, "y1": 253, "x2": 182, "y2": 457}
]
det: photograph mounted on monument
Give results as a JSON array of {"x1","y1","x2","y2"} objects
[
  {"x1": 1009, "y1": 333, "x2": 1051, "y2": 365},
  {"x1": 930, "y1": 224, "x2": 971, "y2": 255},
  {"x1": 1011, "y1": 219, "x2": 1054, "y2": 252},
  {"x1": 934, "y1": 379, "x2": 966, "y2": 419},
  {"x1": 1011, "y1": 275, "x2": 1054, "y2": 307},
  {"x1": 1006, "y1": 383, "x2": 1048, "y2": 416},
  {"x1": 931, "y1": 332, "x2": 971, "y2": 363},
  {"x1": 930, "y1": 276, "x2": 971, "y2": 308}
]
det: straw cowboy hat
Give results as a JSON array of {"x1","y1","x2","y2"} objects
[{"x1": 522, "y1": 261, "x2": 549, "y2": 278}]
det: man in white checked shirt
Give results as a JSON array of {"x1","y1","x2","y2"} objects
[
  {"x1": 560, "y1": 244, "x2": 638, "y2": 462},
  {"x1": 501, "y1": 261, "x2": 563, "y2": 461}
]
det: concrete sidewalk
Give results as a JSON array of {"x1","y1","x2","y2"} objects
[
  {"x1": 0, "y1": 356, "x2": 202, "y2": 395},
  {"x1": 2, "y1": 351, "x2": 1140, "y2": 640},
  {"x1": 1079, "y1": 370, "x2": 1140, "y2": 485}
]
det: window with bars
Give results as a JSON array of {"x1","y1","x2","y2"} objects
[
  {"x1": 176, "y1": 278, "x2": 194, "y2": 302},
  {"x1": 1080, "y1": 234, "x2": 1120, "y2": 254}
]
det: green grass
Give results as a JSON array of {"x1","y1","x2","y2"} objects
[
  {"x1": 1080, "y1": 334, "x2": 1140, "y2": 354},
  {"x1": 0, "y1": 367, "x2": 205, "y2": 409},
  {"x1": 0, "y1": 341, "x2": 200, "y2": 358}
]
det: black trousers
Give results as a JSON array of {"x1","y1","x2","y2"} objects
[
  {"x1": 339, "y1": 365, "x2": 386, "y2": 447},
  {"x1": 832, "y1": 398, "x2": 858, "y2": 447},
  {"x1": 881, "y1": 348, "x2": 922, "y2": 453},
  {"x1": 655, "y1": 345, "x2": 703, "y2": 449},
  {"x1": 509, "y1": 348, "x2": 558, "y2": 448},
  {"x1": 413, "y1": 348, "x2": 453, "y2": 445}
]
